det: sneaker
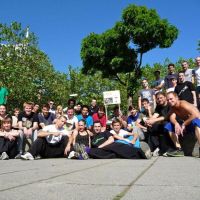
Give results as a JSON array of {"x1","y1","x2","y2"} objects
[
  {"x1": 73, "y1": 143, "x2": 89, "y2": 160},
  {"x1": 166, "y1": 149, "x2": 184, "y2": 157},
  {"x1": 153, "y1": 147, "x2": 160, "y2": 157},
  {"x1": 35, "y1": 155, "x2": 42, "y2": 160},
  {"x1": 21, "y1": 152, "x2": 34, "y2": 160},
  {"x1": 15, "y1": 153, "x2": 22, "y2": 159},
  {"x1": 162, "y1": 148, "x2": 175, "y2": 157},
  {"x1": 0, "y1": 152, "x2": 9, "y2": 160},
  {"x1": 68, "y1": 151, "x2": 80, "y2": 159},
  {"x1": 140, "y1": 141, "x2": 152, "y2": 159}
]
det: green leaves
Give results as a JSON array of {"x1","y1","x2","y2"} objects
[
  {"x1": 0, "y1": 22, "x2": 69, "y2": 110},
  {"x1": 80, "y1": 4, "x2": 179, "y2": 100}
]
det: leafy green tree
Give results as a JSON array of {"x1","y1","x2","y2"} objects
[
  {"x1": 67, "y1": 66, "x2": 128, "y2": 109},
  {"x1": 0, "y1": 22, "x2": 69, "y2": 111},
  {"x1": 81, "y1": 5, "x2": 178, "y2": 104}
]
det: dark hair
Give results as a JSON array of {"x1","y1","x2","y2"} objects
[
  {"x1": 178, "y1": 71, "x2": 185, "y2": 75},
  {"x1": 93, "y1": 120, "x2": 102, "y2": 126},
  {"x1": 76, "y1": 102, "x2": 82, "y2": 106},
  {"x1": 42, "y1": 104, "x2": 50, "y2": 109},
  {"x1": 78, "y1": 119, "x2": 86, "y2": 125},
  {"x1": 168, "y1": 63, "x2": 175, "y2": 68},
  {"x1": 128, "y1": 105, "x2": 137, "y2": 111},
  {"x1": 141, "y1": 98, "x2": 149, "y2": 103},
  {"x1": 181, "y1": 60, "x2": 188, "y2": 64},
  {"x1": 67, "y1": 98, "x2": 76, "y2": 106},
  {"x1": 81, "y1": 105, "x2": 89, "y2": 111},
  {"x1": 155, "y1": 92, "x2": 166, "y2": 98},
  {"x1": 98, "y1": 105, "x2": 105, "y2": 112},
  {"x1": 113, "y1": 105, "x2": 119, "y2": 111}
]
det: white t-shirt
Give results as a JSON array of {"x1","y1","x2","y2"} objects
[
  {"x1": 110, "y1": 129, "x2": 128, "y2": 138},
  {"x1": 184, "y1": 69, "x2": 194, "y2": 82},
  {"x1": 195, "y1": 67, "x2": 200, "y2": 86},
  {"x1": 43, "y1": 124, "x2": 70, "y2": 144},
  {"x1": 64, "y1": 115, "x2": 78, "y2": 130}
]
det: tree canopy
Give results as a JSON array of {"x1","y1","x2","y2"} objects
[
  {"x1": 81, "y1": 4, "x2": 179, "y2": 100},
  {"x1": 0, "y1": 22, "x2": 69, "y2": 110}
]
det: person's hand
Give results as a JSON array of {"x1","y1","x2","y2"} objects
[
  {"x1": 146, "y1": 119, "x2": 154, "y2": 127},
  {"x1": 131, "y1": 140, "x2": 135, "y2": 145},
  {"x1": 175, "y1": 123, "x2": 182, "y2": 135},
  {"x1": 180, "y1": 124, "x2": 186, "y2": 136},
  {"x1": 142, "y1": 127, "x2": 147, "y2": 132},
  {"x1": 7, "y1": 134, "x2": 15, "y2": 141},
  {"x1": 64, "y1": 145, "x2": 71, "y2": 155}
]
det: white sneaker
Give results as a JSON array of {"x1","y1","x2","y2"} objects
[
  {"x1": 68, "y1": 151, "x2": 80, "y2": 159},
  {"x1": 21, "y1": 152, "x2": 34, "y2": 160},
  {"x1": 153, "y1": 147, "x2": 160, "y2": 157},
  {"x1": 0, "y1": 152, "x2": 9, "y2": 160},
  {"x1": 68, "y1": 151, "x2": 75, "y2": 159}
]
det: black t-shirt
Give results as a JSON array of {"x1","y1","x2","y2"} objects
[
  {"x1": 91, "y1": 131, "x2": 112, "y2": 148},
  {"x1": 89, "y1": 105, "x2": 99, "y2": 116},
  {"x1": 174, "y1": 81, "x2": 195, "y2": 104},
  {"x1": 18, "y1": 112, "x2": 39, "y2": 128},
  {"x1": 155, "y1": 104, "x2": 170, "y2": 123}
]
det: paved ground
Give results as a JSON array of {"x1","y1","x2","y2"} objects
[{"x1": 0, "y1": 156, "x2": 200, "y2": 200}]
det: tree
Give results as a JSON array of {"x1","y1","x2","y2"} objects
[
  {"x1": 67, "y1": 66, "x2": 128, "y2": 109},
  {"x1": 81, "y1": 4, "x2": 178, "y2": 104},
  {"x1": 0, "y1": 22, "x2": 69, "y2": 111}
]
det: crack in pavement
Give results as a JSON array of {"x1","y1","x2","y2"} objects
[
  {"x1": 113, "y1": 157, "x2": 159, "y2": 200},
  {"x1": 0, "y1": 159, "x2": 120, "y2": 192}
]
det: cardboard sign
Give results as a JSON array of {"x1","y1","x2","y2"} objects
[{"x1": 103, "y1": 90, "x2": 121, "y2": 105}]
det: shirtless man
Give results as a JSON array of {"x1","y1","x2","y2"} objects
[{"x1": 165, "y1": 92, "x2": 200, "y2": 157}]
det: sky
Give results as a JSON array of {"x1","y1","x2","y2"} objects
[{"x1": 0, "y1": 0, "x2": 200, "y2": 73}]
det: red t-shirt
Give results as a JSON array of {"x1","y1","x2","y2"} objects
[{"x1": 92, "y1": 113, "x2": 107, "y2": 127}]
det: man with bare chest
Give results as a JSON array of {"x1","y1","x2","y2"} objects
[{"x1": 165, "y1": 92, "x2": 200, "y2": 157}]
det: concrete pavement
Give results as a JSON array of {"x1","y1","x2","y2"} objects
[{"x1": 0, "y1": 156, "x2": 200, "y2": 200}]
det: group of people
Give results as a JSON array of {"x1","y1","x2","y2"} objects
[
  {"x1": 0, "y1": 99, "x2": 151, "y2": 161},
  {"x1": 0, "y1": 56, "x2": 200, "y2": 160},
  {"x1": 136, "y1": 57, "x2": 200, "y2": 157}
]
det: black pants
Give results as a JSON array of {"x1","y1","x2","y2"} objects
[
  {"x1": 29, "y1": 136, "x2": 69, "y2": 158},
  {"x1": 89, "y1": 148, "x2": 117, "y2": 159},
  {"x1": 0, "y1": 137, "x2": 18, "y2": 158},
  {"x1": 147, "y1": 123, "x2": 175, "y2": 153},
  {"x1": 104, "y1": 143, "x2": 145, "y2": 159},
  {"x1": 90, "y1": 143, "x2": 144, "y2": 159}
]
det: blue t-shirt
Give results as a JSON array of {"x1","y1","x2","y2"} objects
[
  {"x1": 77, "y1": 114, "x2": 93, "y2": 128},
  {"x1": 127, "y1": 112, "x2": 139, "y2": 125},
  {"x1": 115, "y1": 135, "x2": 140, "y2": 148}
]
